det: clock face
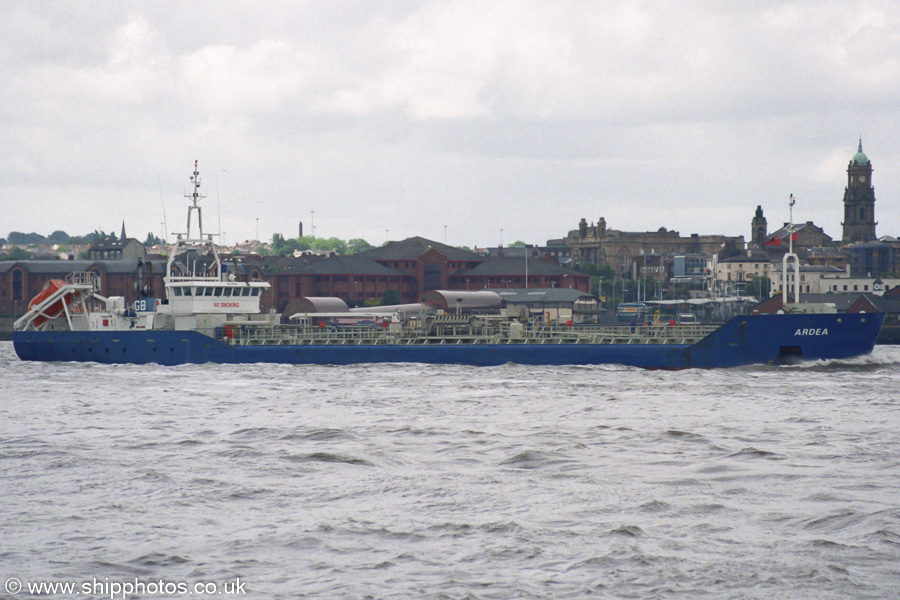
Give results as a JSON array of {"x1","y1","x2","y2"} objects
[{"x1": 859, "y1": 175, "x2": 866, "y2": 182}]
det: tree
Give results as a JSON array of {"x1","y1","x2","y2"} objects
[
  {"x1": 144, "y1": 232, "x2": 164, "y2": 246},
  {"x1": 47, "y1": 230, "x2": 70, "y2": 244},
  {"x1": 380, "y1": 289, "x2": 401, "y2": 306},
  {"x1": 509, "y1": 240, "x2": 527, "y2": 248},
  {"x1": 672, "y1": 283, "x2": 691, "y2": 300},
  {"x1": 1, "y1": 247, "x2": 33, "y2": 261},
  {"x1": 745, "y1": 275, "x2": 771, "y2": 300},
  {"x1": 270, "y1": 234, "x2": 369, "y2": 256},
  {"x1": 573, "y1": 262, "x2": 599, "y2": 276},
  {"x1": 573, "y1": 262, "x2": 613, "y2": 279},
  {"x1": 347, "y1": 238, "x2": 374, "y2": 254},
  {"x1": 319, "y1": 237, "x2": 348, "y2": 255},
  {"x1": 7, "y1": 232, "x2": 46, "y2": 245}
]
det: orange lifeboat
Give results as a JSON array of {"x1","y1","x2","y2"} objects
[{"x1": 27, "y1": 279, "x2": 80, "y2": 328}]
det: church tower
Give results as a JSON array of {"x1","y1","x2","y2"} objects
[
  {"x1": 841, "y1": 139, "x2": 877, "y2": 244},
  {"x1": 751, "y1": 205, "x2": 767, "y2": 245}
]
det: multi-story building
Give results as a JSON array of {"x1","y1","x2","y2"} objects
[
  {"x1": 816, "y1": 275, "x2": 900, "y2": 295},
  {"x1": 847, "y1": 240, "x2": 900, "y2": 278},
  {"x1": 713, "y1": 253, "x2": 774, "y2": 291},
  {"x1": 769, "y1": 264, "x2": 849, "y2": 296},
  {"x1": 562, "y1": 217, "x2": 743, "y2": 277},
  {"x1": 0, "y1": 259, "x2": 166, "y2": 317},
  {"x1": 86, "y1": 224, "x2": 147, "y2": 261},
  {"x1": 266, "y1": 237, "x2": 590, "y2": 312},
  {"x1": 805, "y1": 246, "x2": 851, "y2": 272},
  {"x1": 763, "y1": 221, "x2": 833, "y2": 252},
  {"x1": 2, "y1": 235, "x2": 588, "y2": 318}
]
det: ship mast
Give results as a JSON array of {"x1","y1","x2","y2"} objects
[
  {"x1": 782, "y1": 194, "x2": 800, "y2": 306},
  {"x1": 185, "y1": 160, "x2": 205, "y2": 241},
  {"x1": 166, "y1": 161, "x2": 223, "y2": 284}
]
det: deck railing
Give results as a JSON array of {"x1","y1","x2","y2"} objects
[
  {"x1": 216, "y1": 321, "x2": 720, "y2": 347},
  {"x1": 66, "y1": 271, "x2": 101, "y2": 291}
]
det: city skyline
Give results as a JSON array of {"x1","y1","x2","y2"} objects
[{"x1": 3, "y1": 2, "x2": 899, "y2": 247}]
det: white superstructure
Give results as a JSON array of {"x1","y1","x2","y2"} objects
[{"x1": 14, "y1": 161, "x2": 273, "y2": 333}]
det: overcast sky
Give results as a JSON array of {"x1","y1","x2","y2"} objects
[{"x1": 3, "y1": 1, "x2": 899, "y2": 249}]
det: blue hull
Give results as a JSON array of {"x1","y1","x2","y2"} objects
[{"x1": 13, "y1": 312, "x2": 884, "y2": 368}]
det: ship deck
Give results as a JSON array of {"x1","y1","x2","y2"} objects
[{"x1": 219, "y1": 322, "x2": 720, "y2": 347}]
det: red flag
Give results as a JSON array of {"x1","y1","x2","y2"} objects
[{"x1": 765, "y1": 238, "x2": 782, "y2": 246}]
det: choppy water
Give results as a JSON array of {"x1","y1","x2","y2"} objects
[{"x1": 1, "y1": 341, "x2": 899, "y2": 600}]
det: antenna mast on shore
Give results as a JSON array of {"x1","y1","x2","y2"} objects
[{"x1": 157, "y1": 173, "x2": 168, "y2": 241}]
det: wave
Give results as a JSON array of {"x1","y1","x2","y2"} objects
[
  {"x1": 726, "y1": 447, "x2": 780, "y2": 460},
  {"x1": 282, "y1": 451, "x2": 374, "y2": 466},
  {"x1": 784, "y1": 345, "x2": 900, "y2": 371}
]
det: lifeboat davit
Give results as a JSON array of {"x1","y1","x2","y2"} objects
[{"x1": 27, "y1": 279, "x2": 80, "y2": 329}]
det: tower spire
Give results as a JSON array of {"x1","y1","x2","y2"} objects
[
  {"x1": 121, "y1": 221, "x2": 126, "y2": 241},
  {"x1": 843, "y1": 139, "x2": 876, "y2": 243}
]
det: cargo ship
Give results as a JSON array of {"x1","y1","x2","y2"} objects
[{"x1": 12, "y1": 164, "x2": 885, "y2": 368}]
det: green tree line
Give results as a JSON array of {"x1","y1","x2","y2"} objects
[
  {"x1": 3, "y1": 229, "x2": 166, "y2": 247},
  {"x1": 265, "y1": 234, "x2": 374, "y2": 256}
]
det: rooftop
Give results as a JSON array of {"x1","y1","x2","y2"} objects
[{"x1": 358, "y1": 237, "x2": 482, "y2": 262}]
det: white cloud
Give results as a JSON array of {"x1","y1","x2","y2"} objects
[
  {"x1": 1, "y1": 1, "x2": 899, "y2": 244},
  {"x1": 178, "y1": 40, "x2": 309, "y2": 114}
]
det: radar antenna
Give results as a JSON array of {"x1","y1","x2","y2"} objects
[{"x1": 184, "y1": 160, "x2": 206, "y2": 240}]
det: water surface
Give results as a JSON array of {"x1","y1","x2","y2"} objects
[{"x1": 1, "y1": 343, "x2": 899, "y2": 599}]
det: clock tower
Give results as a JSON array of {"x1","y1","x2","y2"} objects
[
  {"x1": 841, "y1": 139, "x2": 877, "y2": 244},
  {"x1": 751, "y1": 205, "x2": 767, "y2": 245}
]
